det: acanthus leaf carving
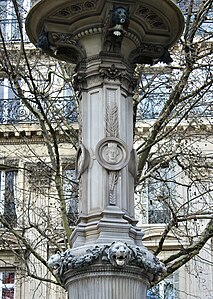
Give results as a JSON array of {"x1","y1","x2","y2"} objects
[{"x1": 99, "y1": 64, "x2": 124, "y2": 81}]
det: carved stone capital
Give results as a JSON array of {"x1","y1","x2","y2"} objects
[{"x1": 74, "y1": 57, "x2": 136, "y2": 93}]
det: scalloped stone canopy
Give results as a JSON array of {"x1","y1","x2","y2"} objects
[{"x1": 26, "y1": 0, "x2": 184, "y2": 63}]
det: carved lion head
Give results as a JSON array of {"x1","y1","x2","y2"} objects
[
  {"x1": 47, "y1": 252, "x2": 62, "y2": 269},
  {"x1": 108, "y1": 241, "x2": 131, "y2": 267}
]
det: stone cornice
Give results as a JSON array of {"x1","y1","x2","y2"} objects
[{"x1": 0, "y1": 123, "x2": 78, "y2": 144}]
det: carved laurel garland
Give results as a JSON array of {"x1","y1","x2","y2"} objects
[
  {"x1": 109, "y1": 171, "x2": 119, "y2": 205},
  {"x1": 47, "y1": 241, "x2": 166, "y2": 279},
  {"x1": 106, "y1": 104, "x2": 119, "y2": 205},
  {"x1": 106, "y1": 104, "x2": 119, "y2": 138}
]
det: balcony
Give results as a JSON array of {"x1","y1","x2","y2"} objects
[{"x1": 0, "y1": 97, "x2": 78, "y2": 124}]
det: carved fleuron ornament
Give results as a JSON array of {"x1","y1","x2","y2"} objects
[
  {"x1": 99, "y1": 64, "x2": 124, "y2": 81},
  {"x1": 95, "y1": 137, "x2": 130, "y2": 171}
]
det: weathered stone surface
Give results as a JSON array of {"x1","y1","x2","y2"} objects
[
  {"x1": 26, "y1": 0, "x2": 184, "y2": 64},
  {"x1": 27, "y1": 1, "x2": 184, "y2": 298},
  {"x1": 48, "y1": 241, "x2": 166, "y2": 280}
]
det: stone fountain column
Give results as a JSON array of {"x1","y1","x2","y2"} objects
[{"x1": 26, "y1": 1, "x2": 184, "y2": 298}]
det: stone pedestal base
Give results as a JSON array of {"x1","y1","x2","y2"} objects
[
  {"x1": 64, "y1": 265, "x2": 149, "y2": 299},
  {"x1": 48, "y1": 241, "x2": 165, "y2": 299}
]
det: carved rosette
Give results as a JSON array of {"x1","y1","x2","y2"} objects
[{"x1": 48, "y1": 241, "x2": 166, "y2": 281}]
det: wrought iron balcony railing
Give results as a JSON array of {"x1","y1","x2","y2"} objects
[{"x1": 0, "y1": 97, "x2": 78, "y2": 124}]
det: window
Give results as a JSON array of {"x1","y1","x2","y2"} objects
[
  {"x1": 50, "y1": 83, "x2": 78, "y2": 123},
  {"x1": 62, "y1": 84, "x2": 78, "y2": 123},
  {"x1": 137, "y1": 73, "x2": 172, "y2": 120},
  {"x1": 0, "y1": 79, "x2": 20, "y2": 124},
  {"x1": 63, "y1": 168, "x2": 78, "y2": 226},
  {"x1": 0, "y1": 170, "x2": 17, "y2": 228},
  {"x1": 0, "y1": 271, "x2": 15, "y2": 299},
  {"x1": 147, "y1": 273, "x2": 179, "y2": 299},
  {"x1": 139, "y1": 162, "x2": 175, "y2": 224},
  {"x1": 0, "y1": 0, "x2": 28, "y2": 41}
]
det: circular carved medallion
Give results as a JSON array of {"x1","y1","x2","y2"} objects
[{"x1": 95, "y1": 137, "x2": 130, "y2": 171}]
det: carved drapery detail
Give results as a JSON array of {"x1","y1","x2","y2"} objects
[{"x1": 75, "y1": 144, "x2": 90, "y2": 179}]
